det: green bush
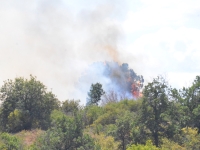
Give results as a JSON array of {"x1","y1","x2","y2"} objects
[
  {"x1": 0, "y1": 132, "x2": 22, "y2": 150},
  {"x1": 127, "y1": 140, "x2": 160, "y2": 150}
]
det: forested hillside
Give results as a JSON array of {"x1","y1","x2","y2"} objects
[{"x1": 1, "y1": 75, "x2": 200, "y2": 150}]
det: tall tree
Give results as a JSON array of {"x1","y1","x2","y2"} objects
[
  {"x1": 179, "y1": 76, "x2": 200, "y2": 131},
  {"x1": 0, "y1": 75, "x2": 59, "y2": 132},
  {"x1": 87, "y1": 83, "x2": 105, "y2": 106},
  {"x1": 115, "y1": 111, "x2": 133, "y2": 150},
  {"x1": 140, "y1": 76, "x2": 170, "y2": 147}
]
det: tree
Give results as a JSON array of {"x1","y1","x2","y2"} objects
[
  {"x1": 115, "y1": 111, "x2": 133, "y2": 150},
  {"x1": 180, "y1": 127, "x2": 200, "y2": 149},
  {"x1": 61, "y1": 99, "x2": 80, "y2": 116},
  {"x1": 178, "y1": 76, "x2": 200, "y2": 131},
  {"x1": 0, "y1": 133, "x2": 22, "y2": 150},
  {"x1": 127, "y1": 140, "x2": 159, "y2": 150},
  {"x1": 84, "y1": 105, "x2": 104, "y2": 125},
  {"x1": 140, "y1": 76, "x2": 170, "y2": 147},
  {"x1": 88, "y1": 133, "x2": 120, "y2": 150},
  {"x1": 87, "y1": 83, "x2": 105, "y2": 106},
  {"x1": 0, "y1": 75, "x2": 59, "y2": 132},
  {"x1": 102, "y1": 90, "x2": 118, "y2": 105},
  {"x1": 32, "y1": 110, "x2": 95, "y2": 150}
]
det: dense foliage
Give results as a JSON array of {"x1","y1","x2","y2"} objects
[
  {"x1": 0, "y1": 75, "x2": 59, "y2": 132},
  {"x1": 1, "y1": 75, "x2": 200, "y2": 149},
  {"x1": 87, "y1": 83, "x2": 105, "y2": 106}
]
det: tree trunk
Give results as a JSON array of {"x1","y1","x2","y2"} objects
[
  {"x1": 122, "y1": 137, "x2": 125, "y2": 150},
  {"x1": 154, "y1": 131, "x2": 159, "y2": 147}
]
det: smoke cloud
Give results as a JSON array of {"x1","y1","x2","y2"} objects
[
  {"x1": 78, "y1": 61, "x2": 144, "y2": 104},
  {"x1": 0, "y1": 0, "x2": 137, "y2": 104}
]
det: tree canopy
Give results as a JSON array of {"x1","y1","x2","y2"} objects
[
  {"x1": 87, "y1": 83, "x2": 105, "y2": 106},
  {"x1": 0, "y1": 75, "x2": 59, "y2": 132},
  {"x1": 1, "y1": 75, "x2": 200, "y2": 149}
]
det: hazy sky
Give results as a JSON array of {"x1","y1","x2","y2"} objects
[{"x1": 0, "y1": 0, "x2": 200, "y2": 104}]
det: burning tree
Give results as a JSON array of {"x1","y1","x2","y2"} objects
[
  {"x1": 79, "y1": 61, "x2": 144, "y2": 103},
  {"x1": 103, "y1": 62, "x2": 144, "y2": 99}
]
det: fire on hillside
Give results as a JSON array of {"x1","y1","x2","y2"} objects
[{"x1": 79, "y1": 61, "x2": 144, "y2": 100}]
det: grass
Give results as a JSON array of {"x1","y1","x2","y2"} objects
[{"x1": 15, "y1": 129, "x2": 44, "y2": 147}]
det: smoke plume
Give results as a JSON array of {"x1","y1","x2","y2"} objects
[
  {"x1": 0, "y1": 0, "x2": 139, "y2": 104},
  {"x1": 78, "y1": 61, "x2": 144, "y2": 103}
]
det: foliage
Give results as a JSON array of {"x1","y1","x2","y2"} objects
[
  {"x1": 84, "y1": 105, "x2": 104, "y2": 125},
  {"x1": 7, "y1": 109, "x2": 23, "y2": 133},
  {"x1": 87, "y1": 83, "x2": 105, "y2": 106},
  {"x1": 140, "y1": 76, "x2": 171, "y2": 147},
  {"x1": 94, "y1": 102, "x2": 124, "y2": 125},
  {"x1": 127, "y1": 140, "x2": 160, "y2": 150},
  {"x1": 1, "y1": 75, "x2": 200, "y2": 149},
  {"x1": 61, "y1": 99, "x2": 80, "y2": 116},
  {"x1": 15, "y1": 129, "x2": 44, "y2": 149},
  {"x1": 91, "y1": 133, "x2": 120, "y2": 150},
  {"x1": 0, "y1": 132, "x2": 22, "y2": 150},
  {"x1": 31, "y1": 110, "x2": 95, "y2": 150},
  {"x1": 178, "y1": 76, "x2": 200, "y2": 131},
  {"x1": 0, "y1": 75, "x2": 59, "y2": 132},
  {"x1": 115, "y1": 111, "x2": 134, "y2": 150},
  {"x1": 181, "y1": 127, "x2": 200, "y2": 149},
  {"x1": 160, "y1": 138, "x2": 184, "y2": 150}
]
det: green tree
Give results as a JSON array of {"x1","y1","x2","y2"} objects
[
  {"x1": 140, "y1": 76, "x2": 170, "y2": 147},
  {"x1": 0, "y1": 75, "x2": 59, "y2": 132},
  {"x1": 32, "y1": 110, "x2": 95, "y2": 150},
  {"x1": 181, "y1": 127, "x2": 200, "y2": 149},
  {"x1": 88, "y1": 132, "x2": 120, "y2": 150},
  {"x1": 178, "y1": 76, "x2": 200, "y2": 131},
  {"x1": 127, "y1": 140, "x2": 160, "y2": 150},
  {"x1": 61, "y1": 99, "x2": 80, "y2": 116},
  {"x1": 0, "y1": 133, "x2": 22, "y2": 150},
  {"x1": 87, "y1": 83, "x2": 105, "y2": 106},
  {"x1": 84, "y1": 105, "x2": 104, "y2": 125},
  {"x1": 115, "y1": 111, "x2": 133, "y2": 150}
]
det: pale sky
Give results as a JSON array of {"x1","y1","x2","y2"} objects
[
  {"x1": 0, "y1": 0, "x2": 199, "y2": 104},
  {"x1": 123, "y1": 0, "x2": 200, "y2": 88}
]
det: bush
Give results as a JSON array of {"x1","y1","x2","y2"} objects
[
  {"x1": 127, "y1": 140, "x2": 160, "y2": 150},
  {"x1": 0, "y1": 133, "x2": 22, "y2": 150}
]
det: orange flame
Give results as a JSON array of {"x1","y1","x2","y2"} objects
[{"x1": 131, "y1": 81, "x2": 142, "y2": 98}]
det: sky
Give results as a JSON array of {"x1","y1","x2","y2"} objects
[{"x1": 0, "y1": 0, "x2": 200, "y2": 104}]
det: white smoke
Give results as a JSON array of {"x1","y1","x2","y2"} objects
[{"x1": 0, "y1": 0, "x2": 133, "y2": 104}]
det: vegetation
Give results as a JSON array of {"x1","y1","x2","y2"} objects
[
  {"x1": 0, "y1": 75, "x2": 59, "y2": 132},
  {"x1": 1, "y1": 75, "x2": 200, "y2": 149},
  {"x1": 87, "y1": 83, "x2": 105, "y2": 106}
]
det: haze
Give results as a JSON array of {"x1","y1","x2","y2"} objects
[{"x1": 0, "y1": 0, "x2": 200, "y2": 104}]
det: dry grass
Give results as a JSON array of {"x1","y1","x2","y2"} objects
[{"x1": 15, "y1": 129, "x2": 44, "y2": 147}]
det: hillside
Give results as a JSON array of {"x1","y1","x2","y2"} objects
[{"x1": 1, "y1": 76, "x2": 200, "y2": 149}]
